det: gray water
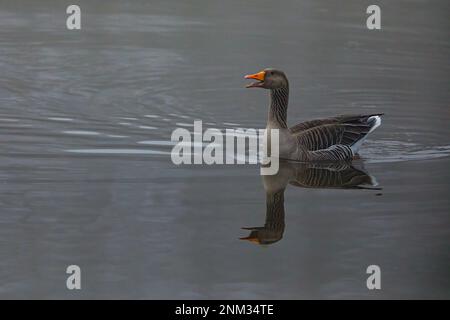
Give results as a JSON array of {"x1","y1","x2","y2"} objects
[{"x1": 0, "y1": 0, "x2": 449, "y2": 299}]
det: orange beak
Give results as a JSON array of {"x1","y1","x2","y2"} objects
[
  {"x1": 244, "y1": 71, "x2": 265, "y2": 81},
  {"x1": 244, "y1": 70, "x2": 266, "y2": 88},
  {"x1": 239, "y1": 235, "x2": 261, "y2": 244}
]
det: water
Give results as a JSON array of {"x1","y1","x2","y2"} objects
[{"x1": 0, "y1": 0, "x2": 449, "y2": 299}]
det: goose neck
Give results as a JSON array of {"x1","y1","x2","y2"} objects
[{"x1": 269, "y1": 86, "x2": 289, "y2": 129}]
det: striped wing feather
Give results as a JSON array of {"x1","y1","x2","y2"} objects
[
  {"x1": 291, "y1": 113, "x2": 383, "y2": 151},
  {"x1": 289, "y1": 113, "x2": 383, "y2": 134},
  {"x1": 295, "y1": 123, "x2": 372, "y2": 151}
]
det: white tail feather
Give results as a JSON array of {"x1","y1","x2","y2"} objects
[
  {"x1": 351, "y1": 116, "x2": 382, "y2": 153},
  {"x1": 368, "y1": 115, "x2": 381, "y2": 134}
]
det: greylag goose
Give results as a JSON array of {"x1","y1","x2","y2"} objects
[
  {"x1": 245, "y1": 68, "x2": 383, "y2": 161},
  {"x1": 241, "y1": 160, "x2": 378, "y2": 245}
]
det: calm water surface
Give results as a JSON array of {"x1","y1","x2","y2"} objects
[{"x1": 0, "y1": 0, "x2": 449, "y2": 298}]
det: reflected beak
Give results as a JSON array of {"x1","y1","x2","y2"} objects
[
  {"x1": 244, "y1": 71, "x2": 266, "y2": 88},
  {"x1": 239, "y1": 235, "x2": 261, "y2": 244}
]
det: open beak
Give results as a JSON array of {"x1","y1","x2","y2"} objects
[
  {"x1": 244, "y1": 70, "x2": 265, "y2": 88},
  {"x1": 239, "y1": 235, "x2": 261, "y2": 244}
]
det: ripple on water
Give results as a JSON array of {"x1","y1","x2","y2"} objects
[
  {"x1": 65, "y1": 149, "x2": 170, "y2": 155},
  {"x1": 47, "y1": 117, "x2": 74, "y2": 122},
  {"x1": 175, "y1": 122, "x2": 195, "y2": 127},
  {"x1": 0, "y1": 118, "x2": 20, "y2": 122},
  {"x1": 362, "y1": 140, "x2": 450, "y2": 163},
  {"x1": 106, "y1": 134, "x2": 128, "y2": 138},
  {"x1": 138, "y1": 125, "x2": 158, "y2": 130},
  {"x1": 62, "y1": 130, "x2": 101, "y2": 136},
  {"x1": 168, "y1": 113, "x2": 190, "y2": 119},
  {"x1": 118, "y1": 117, "x2": 139, "y2": 121},
  {"x1": 137, "y1": 140, "x2": 221, "y2": 147}
]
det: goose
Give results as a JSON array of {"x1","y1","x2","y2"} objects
[
  {"x1": 240, "y1": 160, "x2": 379, "y2": 245},
  {"x1": 244, "y1": 68, "x2": 383, "y2": 161}
]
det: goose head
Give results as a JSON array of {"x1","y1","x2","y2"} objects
[{"x1": 244, "y1": 68, "x2": 288, "y2": 89}]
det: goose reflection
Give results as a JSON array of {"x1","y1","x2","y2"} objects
[{"x1": 240, "y1": 160, "x2": 380, "y2": 245}]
